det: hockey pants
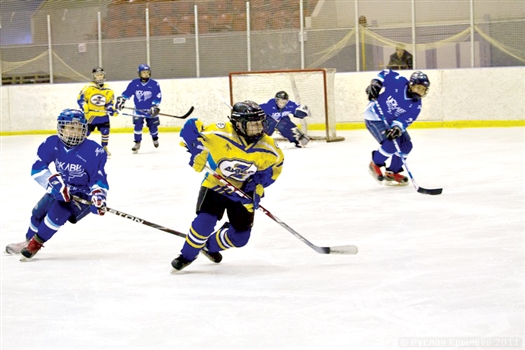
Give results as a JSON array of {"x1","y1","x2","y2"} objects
[
  {"x1": 365, "y1": 119, "x2": 413, "y2": 173},
  {"x1": 26, "y1": 193, "x2": 91, "y2": 242},
  {"x1": 87, "y1": 121, "x2": 110, "y2": 147},
  {"x1": 180, "y1": 187, "x2": 254, "y2": 261},
  {"x1": 266, "y1": 116, "x2": 304, "y2": 145},
  {"x1": 133, "y1": 116, "x2": 159, "y2": 143}
]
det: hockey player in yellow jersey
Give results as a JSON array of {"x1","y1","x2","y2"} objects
[
  {"x1": 172, "y1": 100, "x2": 285, "y2": 271},
  {"x1": 77, "y1": 67, "x2": 116, "y2": 156}
]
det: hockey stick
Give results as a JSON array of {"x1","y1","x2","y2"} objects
[
  {"x1": 219, "y1": 95, "x2": 233, "y2": 110},
  {"x1": 204, "y1": 166, "x2": 358, "y2": 255},
  {"x1": 120, "y1": 112, "x2": 153, "y2": 119},
  {"x1": 123, "y1": 106, "x2": 194, "y2": 119},
  {"x1": 72, "y1": 195, "x2": 187, "y2": 239},
  {"x1": 374, "y1": 101, "x2": 443, "y2": 195},
  {"x1": 89, "y1": 109, "x2": 145, "y2": 120}
]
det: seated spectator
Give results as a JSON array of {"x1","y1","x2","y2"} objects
[{"x1": 387, "y1": 45, "x2": 413, "y2": 70}]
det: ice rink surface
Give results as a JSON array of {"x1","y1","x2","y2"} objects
[{"x1": 1, "y1": 127, "x2": 524, "y2": 350}]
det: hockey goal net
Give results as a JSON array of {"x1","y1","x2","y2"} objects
[{"x1": 229, "y1": 68, "x2": 344, "y2": 142}]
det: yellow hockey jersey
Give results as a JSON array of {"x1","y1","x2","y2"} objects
[
  {"x1": 77, "y1": 82, "x2": 115, "y2": 124},
  {"x1": 186, "y1": 120, "x2": 284, "y2": 204}
]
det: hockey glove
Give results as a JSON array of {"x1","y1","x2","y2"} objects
[
  {"x1": 81, "y1": 103, "x2": 90, "y2": 115},
  {"x1": 189, "y1": 139, "x2": 209, "y2": 172},
  {"x1": 149, "y1": 105, "x2": 160, "y2": 117},
  {"x1": 115, "y1": 96, "x2": 126, "y2": 111},
  {"x1": 90, "y1": 189, "x2": 107, "y2": 216},
  {"x1": 366, "y1": 79, "x2": 383, "y2": 101},
  {"x1": 242, "y1": 168, "x2": 276, "y2": 193},
  {"x1": 253, "y1": 184, "x2": 264, "y2": 210},
  {"x1": 385, "y1": 125, "x2": 403, "y2": 140},
  {"x1": 180, "y1": 119, "x2": 209, "y2": 172},
  {"x1": 48, "y1": 174, "x2": 71, "y2": 202},
  {"x1": 243, "y1": 184, "x2": 264, "y2": 213},
  {"x1": 294, "y1": 105, "x2": 310, "y2": 118},
  {"x1": 107, "y1": 106, "x2": 116, "y2": 117}
]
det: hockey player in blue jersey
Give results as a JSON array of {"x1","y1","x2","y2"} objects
[
  {"x1": 259, "y1": 91, "x2": 310, "y2": 148},
  {"x1": 171, "y1": 100, "x2": 285, "y2": 271},
  {"x1": 115, "y1": 64, "x2": 162, "y2": 153},
  {"x1": 5, "y1": 109, "x2": 109, "y2": 260},
  {"x1": 364, "y1": 69, "x2": 430, "y2": 185}
]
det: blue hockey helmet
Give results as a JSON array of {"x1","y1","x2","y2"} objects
[
  {"x1": 230, "y1": 100, "x2": 267, "y2": 144},
  {"x1": 92, "y1": 67, "x2": 105, "y2": 87},
  {"x1": 408, "y1": 71, "x2": 430, "y2": 100},
  {"x1": 275, "y1": 90, "x2": 289, "y2": 109},
  {"x1": 57, "y1": 109, "x2": 88, "y2": 148},
  {"x1": 138, "y1": 64, "x2": 151, "y2": 82}
]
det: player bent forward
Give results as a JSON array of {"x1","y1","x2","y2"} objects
[
  {"x1": 259, "y1": 91, "x2": 310, "y2": 148},
  {"x1": 364, "y1": 69, "x2": 430, "y2": 185},
  {"x1": 171, "y1": 101, "x2": 285, "y2": 271},
  {"x1": 5, "y1": 109, "x2": 109, "y2": 260}
]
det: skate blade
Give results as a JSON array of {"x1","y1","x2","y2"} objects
[
  {"x1": 19, "y1": 256, "x2": 33, "y2": 262},
  {"x1": 5, "y1": 248, "x2": 21, "y2": 255},
  {"x1": 383, "y1": 180, "x2": 409, "y2": 187}
]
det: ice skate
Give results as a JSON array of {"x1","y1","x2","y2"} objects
[
  {"x1": 384, "y1": 170, "x2": 409, "y2": 186},
  {"x1": 5, "y1": 240, "x2": 29, "y2": 254},
  {"x1": 171, "y1": 255, "x2": 194, "y2": 271},
  {"x1": 131, "y1": 142, "x2": 141, "y2": 153},
  {"x1": 152, "y1": 138, "x2": 159, "y2": 148},
  {"x1": 369, "y1": 161, "x2": 384, "y2": 183},
  {"x1": 201, "y1": 247, "x2": 222, "y2": 263},
  {"x1": 103, "y1": 146, "x2": 111, "y2": 157},
  {"x1": 20, "y1": 235, "x2": 44, "y2": 260}
]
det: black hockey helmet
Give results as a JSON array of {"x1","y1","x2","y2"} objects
[
  {"x1": 275, "y1": 90, "x2": 289, "y2": 109},
  {"x1": 230, "y1": 100, "x2": 267, "y2": 144},
  {"x1": 92, "y1": 67, "x2": 106, "y2": 87},
  {"x1": 407, "y1": 71, "x2": 430, "y2": 101}
]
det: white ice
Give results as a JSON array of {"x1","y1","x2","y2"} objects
[{"x1": 1, "y1": 128, "x2": 524, "y2": 350}]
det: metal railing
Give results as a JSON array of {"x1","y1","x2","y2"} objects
[{"x1": 0, "y1": 0, "x2": 523, "y2": 85}]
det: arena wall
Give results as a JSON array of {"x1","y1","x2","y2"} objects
[{"x1": 1, "y1": 67, "x2": 523, "y2": 135}]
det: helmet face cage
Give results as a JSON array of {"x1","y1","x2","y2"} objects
[
  {"x1": 408, "y1": 71, "x2": 430, "y2": 99},
  {"x1": 92, "y1": 67, "x2": 105, "y2": 86},
  {"x1": 138, "y1": 64, "x2": 151, "y2": 81},
  {"x1": 57, "y1": 109, "x2": 88, "y2": 148},
  {"x1": 275, "y1": 91, "x2": 289, "y2": 109},
  {"x1": 230, "y1": 100, "x2": 267, "y2": 143}
]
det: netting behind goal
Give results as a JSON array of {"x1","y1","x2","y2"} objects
[{"x1": 229, "y1": 69, "x2": 344, "y2": 142}]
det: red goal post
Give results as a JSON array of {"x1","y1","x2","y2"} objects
[{"x1": 228, "y1": 68, "x2": 344, "y2": 142}]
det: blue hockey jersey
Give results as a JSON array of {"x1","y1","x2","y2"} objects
[
  {"x1": 121, "y1": 78, "x2": 162, "y2": 117},
  {"x1": 259, "y1": 98, "x2": 301, "y2": 122},
  {"x1": 32, "y1": 135, "x2": 109, "y2": 198},
  {"x1": 365, "y1": 69, "x2": 422, "y2": 131}
]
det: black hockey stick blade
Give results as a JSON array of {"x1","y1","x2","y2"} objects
[
  {"x1": 324, "y1": 245, "x2": 359, "y2": 255},
  {"x1": 374, "y1": 101, "x2": 443, "y2": 196},
  {"x1": 175, "y1": 106, "x2": 194, "y2": 119},
  {"x1": 417, "y1": 187, "x2": 443, "y2": 195}
]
